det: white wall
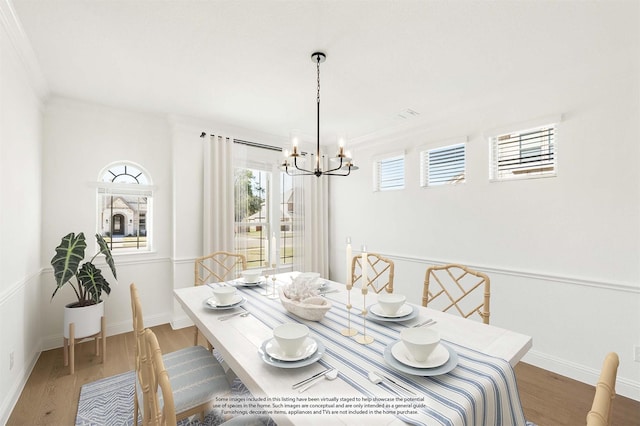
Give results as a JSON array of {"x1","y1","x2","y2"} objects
[
  {"x1": 0, "y1": 11, "x2": 44, "y2": 423},
  {"x1": 328, "y1": 45, "x2": 640, "y2": 399},
  {"x1": 38, "y1": 97, "x2": 175, "y2": 348}
]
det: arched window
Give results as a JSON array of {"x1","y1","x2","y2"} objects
[{"x1": 97, "y1": 162, "x2": 153, "y2": 252}]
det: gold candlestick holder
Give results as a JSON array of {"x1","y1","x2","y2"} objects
[
  {"x1": 261, "y1": 261, "x2": 271, "y2": 296},
  {"x1": 355, "y1": 286, "x2": 374, "y2": 344},
  {"x1": 341, "y1": 284, "x2": 358, "y2": 337},
  {"x1": 267, "y1": 263, "x2": 279, "y2": 299}
]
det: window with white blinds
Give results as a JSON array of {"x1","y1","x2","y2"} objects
[
  {"x1": 420, "y1": 143, "x2": 466, "y2": 187},
  {"x1": 374, "y1": 153, "x2": 405, "y2": 191},
  {"x1": 490, "y1": 125, "x2": 556, "y2": 180}
]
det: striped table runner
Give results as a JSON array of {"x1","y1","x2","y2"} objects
[{"x1": 217, "y1": 277, "x2": 526, "y2": 426}]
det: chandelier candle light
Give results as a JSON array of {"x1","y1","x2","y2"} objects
[
  {"x1": 341, "y1": 237, "x2": 357, "y2": 337},
  {"x1": 356, "y1": 245, "x2": 374, "y2": 345},
  {"x1": 280, "y1": 52, "x2": 358, "y2": 177}
]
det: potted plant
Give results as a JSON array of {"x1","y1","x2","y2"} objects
[{"x1": 50, "y1": 232, "x2": 117, "y2": 344}]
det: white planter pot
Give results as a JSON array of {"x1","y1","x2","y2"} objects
[{"x1": 63, "y1": 300, "x2": 104, "y2": 339}]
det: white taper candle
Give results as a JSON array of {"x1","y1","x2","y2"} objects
[
  {"x1": 346, "y1": 237, "x2": 352, "y2": 286},
  {"x1": 361, "y1": 245, "x2": 368, "y2": 289}
]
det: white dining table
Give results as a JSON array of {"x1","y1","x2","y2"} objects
[{"x1": 173, "y1": 272, "x2": 532, "y2": 426}]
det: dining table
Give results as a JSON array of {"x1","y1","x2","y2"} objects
[{"x1": 173, "y1": 272, "x2": 532, "y2": 426}]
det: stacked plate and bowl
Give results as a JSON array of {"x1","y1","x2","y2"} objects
[{"x1": 371, "y1": 293, "x2": 459, "y2": 376}]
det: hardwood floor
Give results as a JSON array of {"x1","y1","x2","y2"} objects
[
  {"x1": 7, "y1": 324, "x2": 640, "y2": 425},
  {"x1": 515, "y1": 362, "x2": 639, "y2": 425}
]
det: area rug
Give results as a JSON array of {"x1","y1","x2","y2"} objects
[{"x1": 75, "y1": 370, "x2": 250, "y2": 426}]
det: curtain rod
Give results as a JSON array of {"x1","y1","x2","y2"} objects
[{"x1": 200, "y1": 132, "x2": 283, "y2": 152}]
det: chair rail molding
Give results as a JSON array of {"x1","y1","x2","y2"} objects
[
  {"x1": 0, "y1": 270, "x2": 40, "y2": 306},
  {"x1": 380, "y1": 252, "x2": 639, "y2": 294}
]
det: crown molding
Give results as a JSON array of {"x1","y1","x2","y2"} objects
[{"x1": 0, "y1": 0, "x2": 49, "y2": 99}]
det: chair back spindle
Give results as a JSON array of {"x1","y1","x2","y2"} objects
[
  {"x1": 194, "y1": 252, "x2": 247, "y2": 346},
  {"x1": 422, "y1": 264, "x2": 490, "y2": 324},
  {"x1": 586, "y1": 352, "x2": 619, "y2": 426},
  {"x1": 351, "y1": 253, "x2": 395, "y2": 293}
]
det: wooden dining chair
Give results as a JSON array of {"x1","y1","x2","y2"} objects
[
  {"x1": 351, "y1": 253, "x2": 395, "y2": 293},
  {"x1": 422, "y1": 264, "x2": 490, "y2": 324},
  {"x1": 586, "y1": 352, "x2": 619, "y2": 426},
  {"x1": 130, "y1": 283, "x2": 230, "y2": 425},
  {"x1": 139, "y1": 328, "x2": 177, "y2": 426},
  {"x1": 140, "y1": 329, "x2": 269, "y2": 426},
  {"x1": 194, "y1": 251, "x2": 247, "y2": 346}
]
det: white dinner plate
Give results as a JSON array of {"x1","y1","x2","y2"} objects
[
  {"x1": 370, "y1": 303, "x2": 413, "y2": 318},
  {"x1": 391, "y1": 341, "x2": 450, "y2": 369},
  {"x1": 235, "y1": 277, "x2": 265, "y2": 287},
  {"x1": 265, "y1": 337, "x2": 318, "y2": 362},
  {"x1": 259, "y1": 338, "x2": 325, "y2": 368},
  {"x1": 383, "y1": 340, "x2": 458, "y2": 376},
  {"x1": 203, "y1": 295, "x2": 246, "y2": 310},
  {"x1": 365, "y1": 304, "x2": 419, "y2": 323}
]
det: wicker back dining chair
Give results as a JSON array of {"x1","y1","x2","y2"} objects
[
  {"x1": 194, "y1": 251, "x2": 247, "y2": 287},
  {"x1": 422, "y1": 264, "x2": 490, "y2": 324},
  {"x1": 139, "y1": 328, "x2": 177, "y2": 426},
  {"x1": 586, "y1": 352, "x2": 619, "y2": 426},
  {"x1": 130, "y1": 283, "x2": 230, "y2": 425},
  {"x1": 140, "y1": 328, "x2": 269, "y2": 426},
  {"x1": 351, "y1": 253, "x2": 395, "y2": 294},
  {"x1": 194, "y1": 251, "x2": 247, "y2": 346}
]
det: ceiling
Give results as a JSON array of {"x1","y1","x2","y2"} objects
[{"x1": 9, "y1": 1, "x2": 636, "y2": 145}]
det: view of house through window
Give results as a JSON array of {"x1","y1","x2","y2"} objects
[
  {"x1": 490, "y1": 124, "x2": 556, "y2": 181},
  {"x1": 97, "y1": 162, "x2": 152, "y2": 252},
  {"x1": 234, "y1": 167, "x2": 294, "y2": 269}
]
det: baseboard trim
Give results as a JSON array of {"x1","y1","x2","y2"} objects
[
  {"x1": 170, "y1": 314, "x2": 194, "y2": 330},
  {"x1": 40, "y1": 313, "x2": 171, "y2": 351},
  {"x1": 0, "y1": 346, "x2": 40, "y2": 425},
  {"x1": 523, "y1": 350, "x2": 640, "y2": 401}
]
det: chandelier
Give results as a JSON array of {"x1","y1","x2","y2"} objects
[{"x1": 280, "y1": 52, "x2": 358, "y2": 177}]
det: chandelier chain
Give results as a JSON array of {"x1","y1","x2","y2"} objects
[{"x1": 316, "y1": 56, "x2": 321, "y2": 104}]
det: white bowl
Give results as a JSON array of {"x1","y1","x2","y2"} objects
[
  {"x1": 400, "y1": 327, "x2": 440, "y2": 362},
  {"x1": 212, "y1": 286, "x2": 236, "y2": 305},
  {"x1": 377, "y1": 293, "x2": 406, "y2": 316},
  {"x1": 241, "y1": 269, "x2": 262, "y2": 283},
  {"x1": 273, "y1": 323, "x2": 309, "y2": 356}
]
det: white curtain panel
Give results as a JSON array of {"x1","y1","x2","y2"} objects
[
  {"x1": 292, "y1": 158, "x2": 329, "y2": 276},
  {"x1": 203, "y1": 134, "x2": 235, "y2": 254}
]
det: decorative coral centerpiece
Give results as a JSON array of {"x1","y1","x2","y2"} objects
[{"x1": 279, "y1": 273, "x2": 331, "y2": 321}]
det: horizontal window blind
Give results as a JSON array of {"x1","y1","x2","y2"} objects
[
  {"x1": 421, "y1": 143, "x2": 466, "y2": 186},
  {"x1": 491, "y1": 125, "x2": 556, "y2": 180},
  {"x1": 375, "y1": 155, "x2": 405, "y2": 191}
]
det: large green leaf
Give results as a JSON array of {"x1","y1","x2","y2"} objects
[
  {"x1": 95, "y1": 233, "x2": 117, "y2": 280},
  {"x1": 50, "y1": 232, "x2": 86, "y2": 298},
  {"x1": 78, "y1": 263, "x2": 111, "y2": 304}
]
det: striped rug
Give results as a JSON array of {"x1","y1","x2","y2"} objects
[{"x1": 75, "y1": 369, "x2": 250, "y2": 426}]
